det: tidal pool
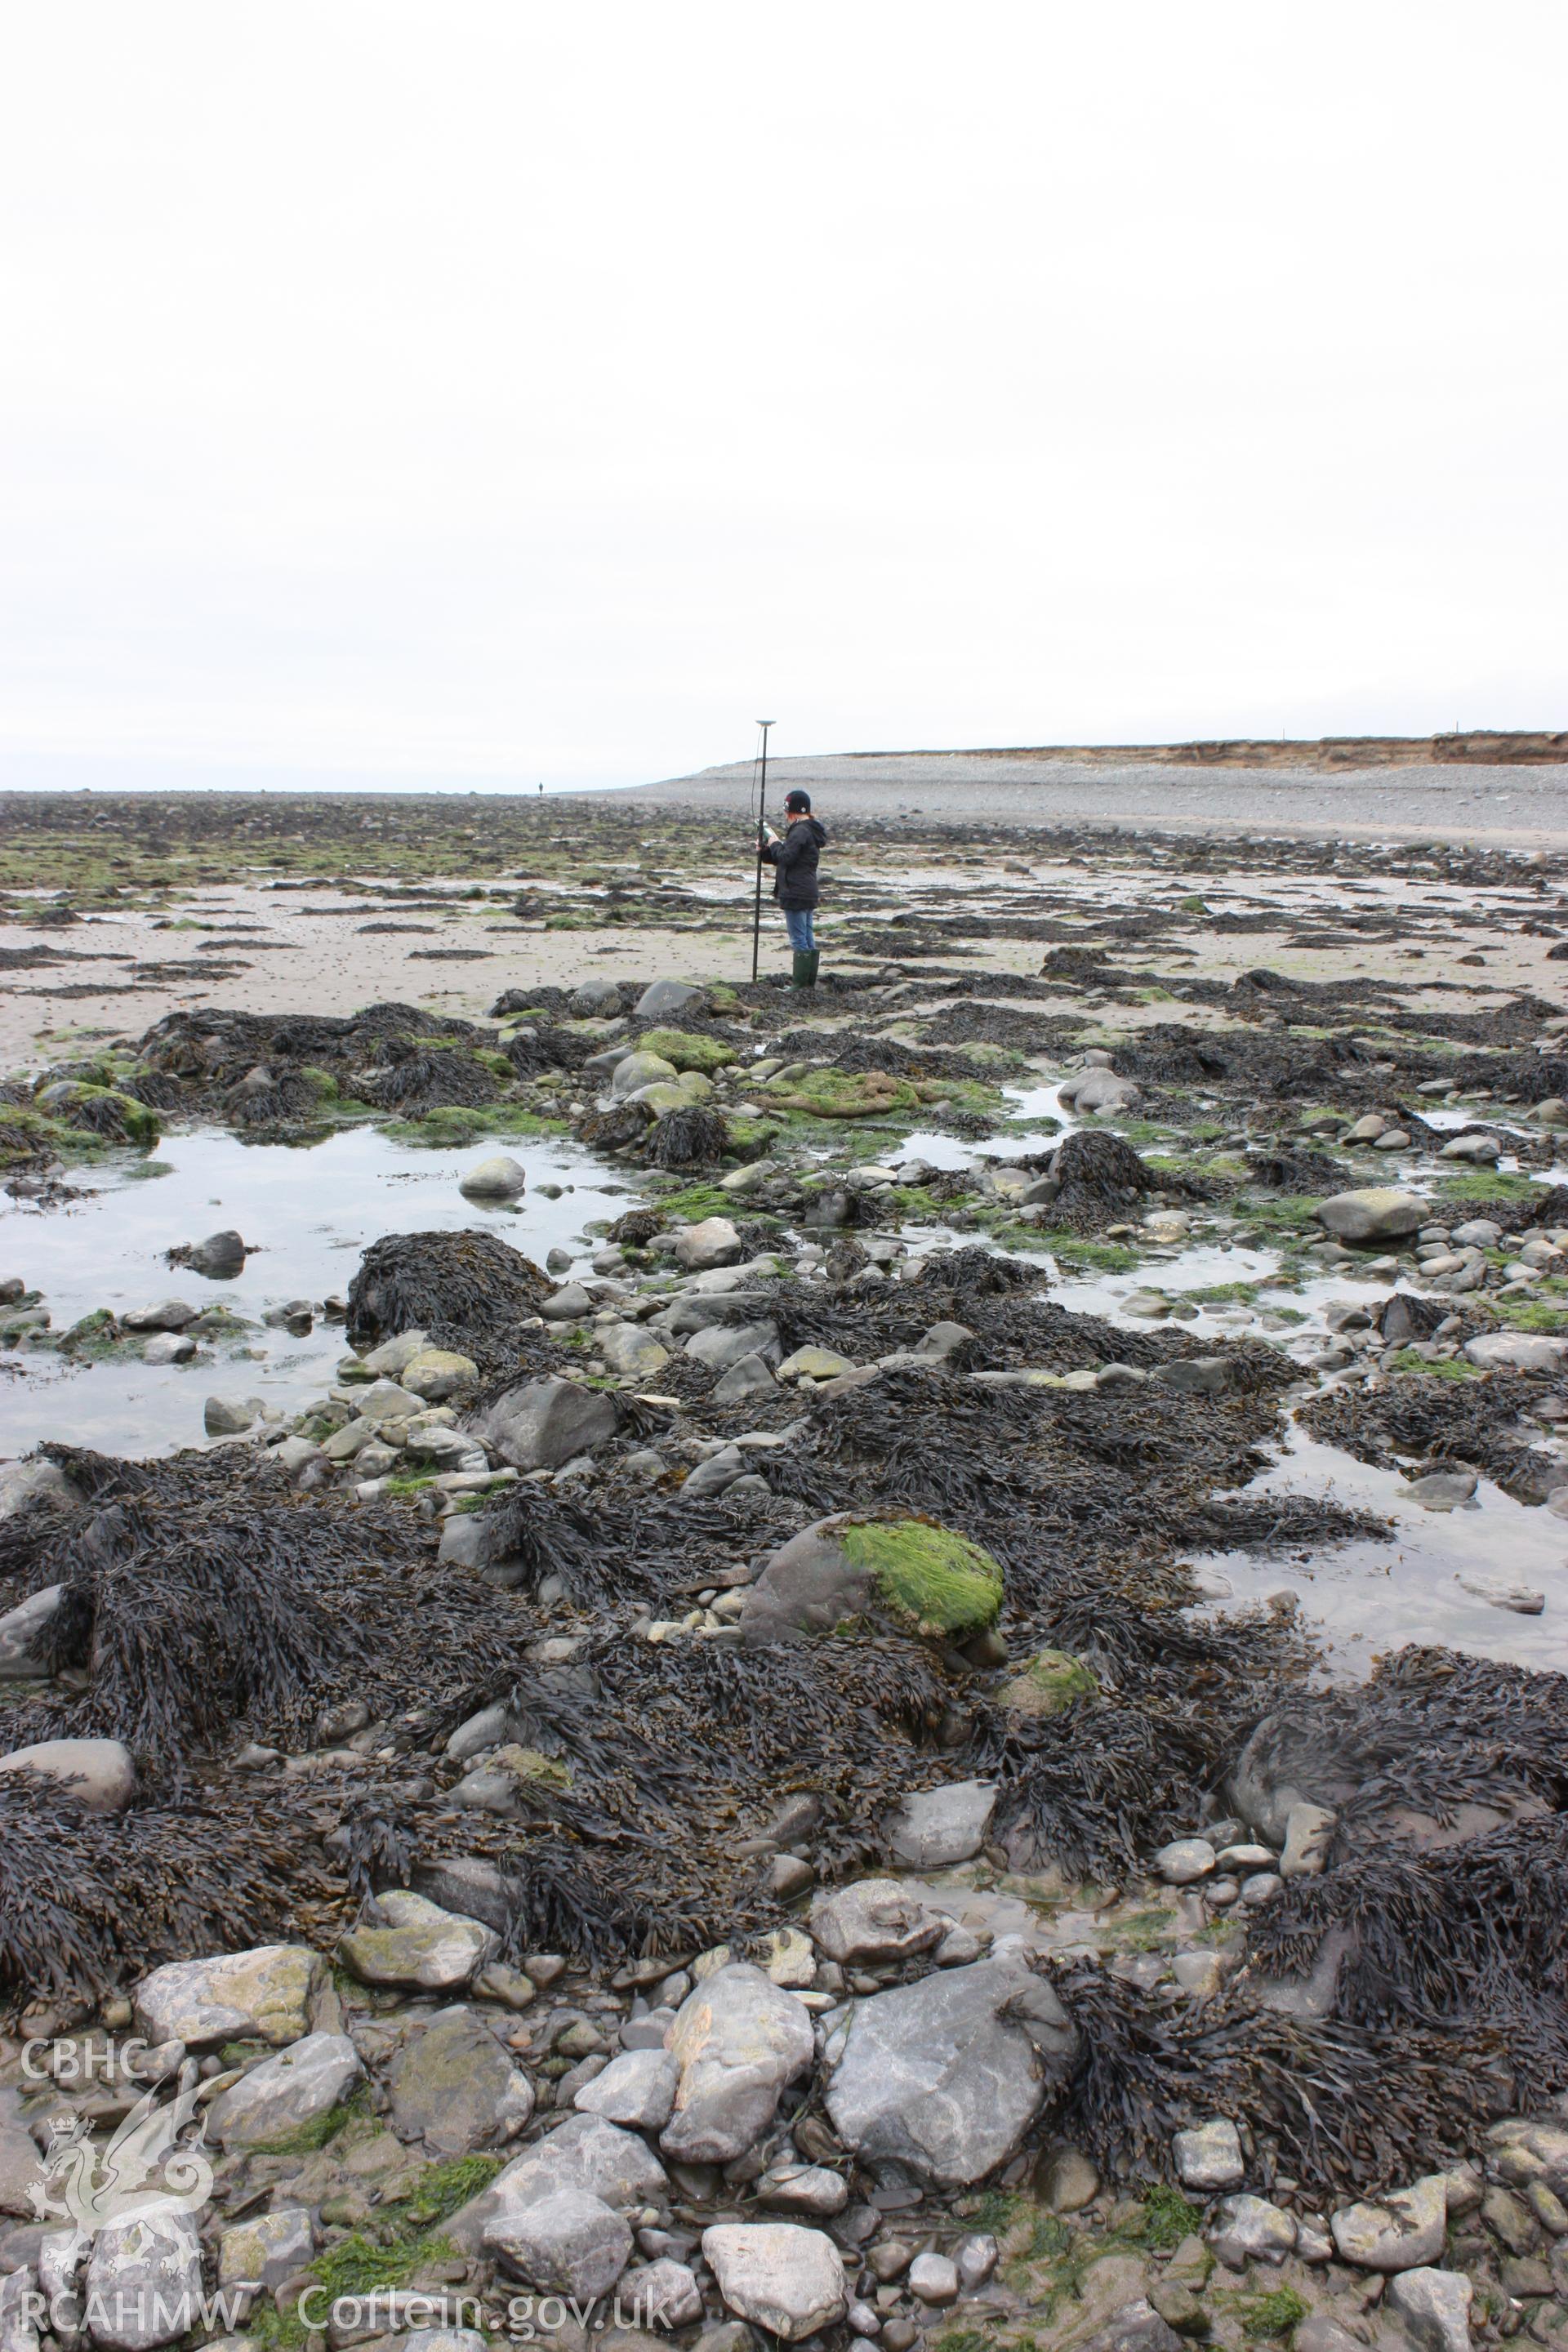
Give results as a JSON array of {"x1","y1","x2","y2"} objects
[{"x1": 0, "y1": 1125, "x2": 630, "y2": 1459}]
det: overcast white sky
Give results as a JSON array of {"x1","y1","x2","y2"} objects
[{"x1": 2, "y1": 2, "x2": 1565, "y2": 793}]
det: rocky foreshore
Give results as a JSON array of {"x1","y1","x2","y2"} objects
[{"x1": 7, "y1": 814, "x2": 1568, "y2": 2352}]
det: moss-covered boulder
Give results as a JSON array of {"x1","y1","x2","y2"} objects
[
  {"x1": 49, "y1": 1084, "x2": 160, "y2": 1148},
  {"x1": 638, "y1": 1027, "x2": 736, "y2": 1074},
  {"x1": 740, "y1": 1514, "x2": 1003, "y2": 1646},
  {"x1": 996, "y1": 1649, "x2": 1098, "y2": 1717},
  {"x1": 764, "y1": 1067, "x2": 926, "y2": 1119}
]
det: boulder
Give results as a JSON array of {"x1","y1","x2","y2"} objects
[
  {"x1": 1154, "y1": 1839, "x2": 1216, "y2": 1885},
  {"x1": 84, "y1": 2212, "x2": 202, "y2": 2350},
  {"x1": 387, "y1": 2004, "x2": 535, "y2": 2154},
  {"x1": 611, "y1": 1052, "x2": 679, "y2": 1099},
  {"x1": 599, "y1": 1325, "x2": 670, "y2": 1378},
  {"x1": 184, "y1": 1229, "x2": 247, "y2": 1278},
  {"x1": 823, "y1": 1958, "x2": 1077, "y2": 2185},
  {"x1": 713, "y1": 1353, "x2": 777, "y2": 1403},
  {"x1": 1061, "y1": 1071, "x2": 1142, "y2": 1114},
  {"x1": 886, "y1": 1780, "x2": 996, "y2": 1869},
  {"x1": 570, "y1": 978, "x2": 626, "y2": 1018},
  {"x1": 776, "y1": 1344, "x2": 859, "y2": 1383},
  {"x1": 1330, "y1": 2176, "x2": 1448, "y2": 2271},
  {"x1": 808, "y1": 1879, "x2": 948, "y2": 1966},
  {"x1": 203, "y1": 1397, "x2": 254, "y2": 1435},
  {"x1": 674, "y1": 1218, "x2": 743, "y2": 1272},
  {"x1": 635, "y1": 980, "x2": 705, "y2": 1019},
  {"x1": 1209, "y1": 2194, "x2": 1297, "y2": 2268},
  {"x1": 457, "y1": 2112, "x2": 666, "y2": 2254},
  {"x1": 742, "y1": 1514, "x2": 1003, "y2": 1645},
  {"x1": 661, "y1": 1964, "x2": 814, "y2": 2162},
  {"x1": 0, "y1": 1460, "x2": 70, "y2": 1520},
  {"x1": 459, "y1": 1156, "x2": 528, "y2": 1199},
  {"x1": 996, "y1": 1649, "x2": 1098, "y2": 1717},
  {"x1": 120, "y1": 1300, "x2": 196, "y2": 1332},
  {"x1": 541, "y1": 1284, "x2": 595, "y2": 1321},
  {"x1": 1173, "y1": 2118, "x2": 1245, "y2": 2190},
  {"x1": 466, "y1": 1377, "x2": 619, "y2": 1471},
  {"x1": 621, "y1": 2256, "x2": 703, "y2": 2330},
  {"x1": 338, "y1": 1891, "x2": 498, "y2": 1991},
  {"x1": 207, "y1": 2031, "x2": 363, "y2": 2150},
  {"x1": 0, "y1": 1737, "x2": 134, "y2": 1814},
  {"x1": 1227, "y1": 1713, "x2": 1360, "y2": 1845},
  {"x1": 573, "y1": 2048, "x2": 679, "y2": 2131},
  {"x1": 488, "y1": 2186, "x2": 633, "y2": 2299},
  {"x1": 1463, "y1": 1332, "x2": 1568, "y2": 1373},
  {"x1": 1080, "y1": 2302, "x2": 1183, "y2": 2352},
  {"x1": 1313, "y1": 1190, "x2": 1423, "y2": 1244},
  {"x1": 135, "y1": 1943, "x2": 334, "y2": 2048},
  {"x1": 401, "y1": 1349, "x2": 479, "y2": 1400},
  {"x1": 143, "y1": 1334, "x2": 195, "y2": 1365},
  {"x1": 0, "y1": 1585, "x2": 63, "y2": 1681},
  {"x1": 358, "y1": 1330, "x2": 431, "y2": 1375},
  {"x1": 686, "y1": 1321, "x2": 781, "y2": 1370},
  {"x1": 1388, "y1": 2269, "x2": 1472, "y2": 2352},
  {"x1": 702, "y1": 2223, "x2": 848, "y2": 2342},
  {"x1": 216, "y1": 2207, "x2": 314, "y2": 2291}
]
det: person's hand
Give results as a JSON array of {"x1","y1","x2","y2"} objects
[{"x1": 763, "y1": 825, "x2": 780, "y2": 844}]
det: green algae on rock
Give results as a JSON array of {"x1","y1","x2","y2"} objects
[
  {"x1": 996, "y1": 1648, "x2": 1100, "y2": 1717},
  {"x1": 741, "y1": 1512, "x2": 1003, "y2": 1644}
]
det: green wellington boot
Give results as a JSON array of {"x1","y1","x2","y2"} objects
[{"x1": 791, "y1": 949, "x2": 820, "y2": 989}]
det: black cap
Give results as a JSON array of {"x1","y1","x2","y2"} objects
[{"x1": 784, "y1": 789, "x2": 812, "y2": 813}]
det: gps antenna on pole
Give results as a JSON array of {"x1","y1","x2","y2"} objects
[{"x1": 751, "y1": 719, "x2": 774, "y2": 982}]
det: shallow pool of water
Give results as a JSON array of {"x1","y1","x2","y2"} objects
[
  {"x1": 0, "y1": 1125, "x2": 632, "y2": 1459},
  {"x1": 1194, "y1": 1423, "x2": 1568, "y2": 1676}
]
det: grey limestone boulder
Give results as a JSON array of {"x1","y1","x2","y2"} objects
[
  {"x1": 661, "y1": 1964, "x2": 814, "y2": 2163},
  {"x1": 386, "y1": 2004, "x2": 535, "y2": 2154},
  {"x1": 208, "y1": 2031, "x2": 363, "y2": 2151},
  {"x1": 823, "y1": 1958, "x2": 1077, "y2": 2186},
  {"x1": 135, "y1": 1943, "x2": 335, "y2": 2048},
  {"x1": 466, "y1": 1377, "x2": 619, "y2": 1471}
]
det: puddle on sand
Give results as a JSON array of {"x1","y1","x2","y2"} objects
[
  {"x1": 0, "y1": 1125, "x2": 630, "y2": 1459},
  {"x1": 1195, "y1": 1423, "x2": 1568, "y2": 1677}
]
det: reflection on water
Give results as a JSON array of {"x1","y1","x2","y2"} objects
[
  {"x1": 0, "y1": 1125, "x2": 629, "y2": 1459},
  {"x1": 1195, "y1": 1423, "x2": 1568, "y2": 1678}
]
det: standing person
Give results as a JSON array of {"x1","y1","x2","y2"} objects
[{"x1": 760, "y1": 789, "x2": 827, "y2": 989}]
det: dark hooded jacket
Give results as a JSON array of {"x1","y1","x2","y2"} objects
[{"x1": 761, "y1": 815, "x2": 827, "y2": 910}]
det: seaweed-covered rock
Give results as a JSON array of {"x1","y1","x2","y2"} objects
[
  {"x1": 996, "y1": 1649, "x2": 1099, "y2": 1717},
  {"x1": 346, "y1": 1229, "x2": 547, "y2": 1348},
  {"x1": 741, "y1": 1514, "x2": 1003, "y2": 1645},
  {"x1": 766, "y1": 1067, "x2": 923, "y2": 1119},
  {"x1": 639, "y1": 1028, "x2": 736, "y2": 1073},
  {"x1": 0, "y1": 1737, "x2": 135, "y2": 1814},
  {"x1": 823, "y1": 1958, "x2": 1077, "y2": 2185},
  {"x1": 0, "y1": 1584, "x2": 64, "y2": 1681}
]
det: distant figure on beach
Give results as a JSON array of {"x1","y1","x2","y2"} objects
[{"x1": 760, "y1": 788, "x2": 827, "y2": 991}]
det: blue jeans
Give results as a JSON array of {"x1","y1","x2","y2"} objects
[{"x1": 784, "y1": 906, "x2": 816, "y2": 952}]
